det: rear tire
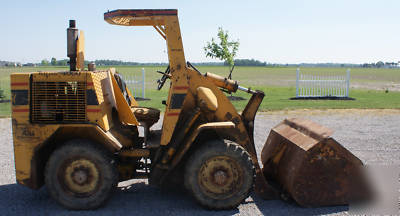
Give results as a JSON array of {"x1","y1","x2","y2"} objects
[
  {"x1": 184, "y1": 140, "x2": 254, "y2": 210},
  {"x1": 45, "y1": 140, "x2": 118, "y2": 210}
]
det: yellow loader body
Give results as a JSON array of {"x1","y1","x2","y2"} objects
[{"x1": 10, "y1": 8, "x2": 369, "y2": 210}]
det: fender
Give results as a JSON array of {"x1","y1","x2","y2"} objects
[{"x1": 168, "y1": 121, "x2": 235, "y2": 173}]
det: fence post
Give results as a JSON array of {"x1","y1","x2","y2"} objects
[
  {"x1": 142, "y1": 68, "x2": 145, "y2": 98},
  {"x1": 296, "y1": 68, "x2": 300, "y2": 97},
  {"x1": 134, "y1": 74, "x2": 137, "y2": 98},
  {"x1": 346, "y1": 69, "x2": 350, "y2": 97}
]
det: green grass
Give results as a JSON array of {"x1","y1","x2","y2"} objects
[
  {"x1": 1, "y1": 65, "x2": 399, "y2": 116},
  {"x1": 134, "y1": 86, "x2": 400, "y2": 111},
  {"x1": 237, "y1": 86, "x2": 400, "y2": 111}
]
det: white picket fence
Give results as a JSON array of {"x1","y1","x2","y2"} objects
[
  {"x1": 125, "y1": 68, "x2": 146, "y2": 99},
  {"x1": 296, "y1": 68, "x2": 350, "y2": 98}
]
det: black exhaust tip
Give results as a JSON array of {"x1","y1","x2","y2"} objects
[{"x1": 69, "y1": 20, "x2": 76, "y2": 28}]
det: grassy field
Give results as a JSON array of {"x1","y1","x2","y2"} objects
[{"x1": 1, "y1": 65, "x2": 399, "y2": 116}]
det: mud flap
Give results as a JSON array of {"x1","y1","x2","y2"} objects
[{"x1": 261, "y1": 118, "x2": 368, "y2": 207}]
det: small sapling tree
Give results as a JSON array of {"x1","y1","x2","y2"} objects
[{"x1": 204, "y1": 27, "x2": 239, "y2": 79}]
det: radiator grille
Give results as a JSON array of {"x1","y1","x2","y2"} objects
[{"x1": 31, "y1": 82, "x2": 86, "y2": 123}]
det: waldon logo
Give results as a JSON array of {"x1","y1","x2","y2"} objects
[{"x1": 15, "y1": 125, "x2": 35, "y2": 139}]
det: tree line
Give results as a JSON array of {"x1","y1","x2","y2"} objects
[
  {"x1": 40, "y1": 58, "x2": 167, "y2": 66},
  {"x1": 40, "y1": 58, "x2": 270, "y2": 67},
  {"x1": 361, "y1": 61, "x2": 399, "y2": 68},
  {"x1": 232, "y1": 59, "x2": 267, "y2": 66},
  {"x1": 2, "y1": 58, "x2": 399, "y2": 68}
]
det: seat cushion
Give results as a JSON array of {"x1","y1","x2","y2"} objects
[{"x1": 131, "y1": 106, "x2": 160, "y2": 127}]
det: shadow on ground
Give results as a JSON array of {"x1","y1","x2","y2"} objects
[
  {"x1": 0, "y1": 182, "x2": 348, "y2": 216},
  {"x1": 252, "y1": 194, "x2": 348, "y2": 216}
]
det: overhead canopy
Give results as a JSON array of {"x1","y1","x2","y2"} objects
[{"x1": 104, "y1": 9, "x2": 177, "y2": 26}]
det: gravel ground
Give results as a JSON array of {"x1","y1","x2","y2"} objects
[{"x1": 0, "y1": 109, "x2": 399, "y2": 215}]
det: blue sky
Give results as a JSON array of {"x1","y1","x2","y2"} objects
[{"x1": 1, "y1": 0, "x2": 399, "y2": 64}]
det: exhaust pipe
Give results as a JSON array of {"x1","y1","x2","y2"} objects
[{"x1": 67, "y1": 20, "x2": 78, "y2": 71}]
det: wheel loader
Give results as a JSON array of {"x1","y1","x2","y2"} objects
[{"x1": 10, "y1": 9, "x2": 368, "y2": 210}]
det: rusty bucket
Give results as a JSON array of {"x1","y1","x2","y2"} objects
[{"x1": 261, "y1": 118, "x2": 366, "y2": 207}]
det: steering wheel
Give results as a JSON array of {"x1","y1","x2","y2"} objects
[{"x1": 156, "y1": 65, "x2": 171, "y2": 90}]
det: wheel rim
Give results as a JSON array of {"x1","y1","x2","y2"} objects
[
  {"x1": 198, "y1": 156, "x2": 243, "y2": 199},
  {"x1": 59, "y1": 158, "x2": 101, "y2": 197}
]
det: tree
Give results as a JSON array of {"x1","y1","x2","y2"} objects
[
  {"x1": 51, "y1": 57, "x2": 57, "y2": 66},
  {"x1": 376, "y1": 61, "x2": 384, "y2": 68},
  {"x1": 57, "y1": 59, "x2": 68, "y2": 66},
  {"x1": 41, "y1": 59, "x2": 49, "y2": 66},
  {"x1": 204, "y1": 27, "x2": 239, "y2": 79},
  {"x1": 234, "y1": 59, "x2": 267, "y2": 66}
]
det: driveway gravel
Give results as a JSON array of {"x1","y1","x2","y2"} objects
[{"x1": 0, "y1": 109, "x2": 398, "y2": 215}]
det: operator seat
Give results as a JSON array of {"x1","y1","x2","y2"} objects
[
  {"x1": 114, "y1": 73, "x2": 160, "y2": 129},
  {"x1": 131, "y1": 106, "x2": 160, "y2": 128}
]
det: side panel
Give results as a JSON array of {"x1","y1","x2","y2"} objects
[
  {"x1": 12, "y1": 123, "x2": 122, "y2": 189},
  {"x1": 11, "y1": 73, "x2": 60, "y2": 187},
  {"x1": 12, "y1": 122, "x2": 59, "y2": 188},
  {"x1": 11, "y1": 72, "x2": 125, "y2": 189},
  {"x1": 87, "y1": 71, "x2": 114, "y2": 131}
]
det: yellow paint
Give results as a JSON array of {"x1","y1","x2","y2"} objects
[
  {"x1": 105, "y1": 12, "x2": 188, "y2": 146},
  {"x1": 205, "y1": 72, "x2": 238, "y2": 93},
  {"x1": 159, "y1": 15, "x2": 188, "y2": 145},
  {"x1": 76, "y1": 30, "x2": 85, "y2": 71},
  {"x1": 197, "y1": 87, "x2": 218, "y2": 112},
  {"x1": 198, "y1": 156, "x2": 241, "y2": 197},
  {"x1": 12, "y1": 123, "x2": 59, "y2": 183},
  {"x1": 103, "y1": 11, "x2": 257, "y2": 158},
  {"x1": 10, "y1": 69, "x2": 132, "y2": 188},
  {"x1": 64, "y1": 159, "x2": 99, "y2": 193},
  {"x1": 125, "y1": 86, "x2": 138, "y2": 106},
  {"x1": 31, "y1": 71, "x2": 87, "y2": 82},
  {"x1": 88, "y1": 71, "x2": 114, "y2": 131},
  {"x1": 13, "y1": 9, "x2": 265, "y2": 190}
]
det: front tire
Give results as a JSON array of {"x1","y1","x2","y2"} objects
[
  {"x1": 184, "y1": 140, "x2": 255, "y2": 210},
  {"x1": 45, "y1": 140, "x2": 118, "y2": 210}
]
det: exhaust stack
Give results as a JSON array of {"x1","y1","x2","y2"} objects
[{"x1": 67, "y1": 20, "x2": 78, "y2": 71}]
